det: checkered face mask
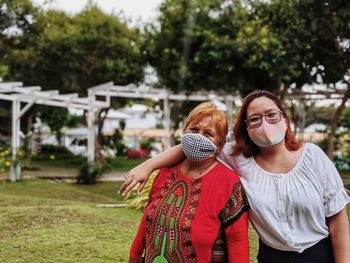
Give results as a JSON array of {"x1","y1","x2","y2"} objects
[{"x1": 181, "y1": 133, "x2": 217, "y2": 162}]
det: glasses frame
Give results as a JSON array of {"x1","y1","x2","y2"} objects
[{"x1": 245, "y1": 110, "x2": 283, "y2": 129}]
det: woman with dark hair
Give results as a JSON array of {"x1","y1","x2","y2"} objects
[{"x1": 121, "y1": 90, "x2": 350, "y2": 263}]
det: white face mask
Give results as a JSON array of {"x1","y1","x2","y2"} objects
[
  {"x1": 248, "y1": 119, "x2": 287, "y2": 147},
  {"x1": 181, "y1": 133, "x2": 217, "y2": 161}
]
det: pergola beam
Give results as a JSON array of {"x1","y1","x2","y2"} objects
[
  {"x1": 0, "y1": 82, "x2": 23, "y2": 88},
  {"x1": 10, "y1": 95, "x2": 93, "y2": 110},
  {"x1": 0, "y1": 86, "x2": 42, "y2": 94},
  {"x1": 94, "y1": 90, "x2": 228, "y2": 102},
  {"x1": 94, "y1": 86, "x2": 239, "y2": 149},
  {"x1": 89, "y1": 81, "x2": 114, "y2": 92}
]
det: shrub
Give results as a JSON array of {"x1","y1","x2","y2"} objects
[
  {"x1": 0, "y1": 147, "x2": 12, "y2": 173},
  {"x1": 33, "y1": 144, "x2": 75, "y2": 161},
  {"x1": 76, "y1": 161, "x2": 108, "y2": 184},
  {"x1": 40, "y1": 144, "x2": 72, "y2": 154},
  {"x1": 334, "y1": 154, "x2": 350, "y2": 172},
  {"x1": 0, "y1": 147, "x2": 26, "y2": 174},
  {"x1": 139, "y1": 138, "x2": 156, "y2": 152},
  {"x1": 127, "y1": 149, "x2": 149, "y2": 159}
]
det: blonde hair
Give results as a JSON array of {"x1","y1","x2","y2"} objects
[{"x1": 183, "y1": 102, "x2": 228, "y2": 146}]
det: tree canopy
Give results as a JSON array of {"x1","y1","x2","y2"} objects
[
  {"x1": 1, "y1": 1, "x2": 145, "y2": 95},
  {"x1": 143, "y1": 0, "x2": 350, "y2": 97}
]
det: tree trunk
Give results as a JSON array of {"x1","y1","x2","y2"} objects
[
  {"x1": 289, "y1": 101, "x2": 300, "y2": 137},
  {"x1": 326, "y1": 86, "x2": 350, "y2": 160},
  {"x1": 279, "y1": 82, "x2": 290, "y2": 101},
  {"x1": 94, "y1": 107, "x2": 110, "y2": 162}
]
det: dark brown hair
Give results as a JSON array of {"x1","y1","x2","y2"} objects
[{"x1": 232, "y1": 90, "x2": 302, "y2": 157}]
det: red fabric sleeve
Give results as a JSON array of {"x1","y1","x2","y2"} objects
[
  {"x1": 129, "y1": 214, "x2": 146, "y2": 261},
  {"x1": 225, "y1": 211, "x2": 249, "y2": 263}
]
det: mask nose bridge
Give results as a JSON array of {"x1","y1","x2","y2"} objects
[{"x1": 263, "y1": 121, "x2": 272, "y2": 142}]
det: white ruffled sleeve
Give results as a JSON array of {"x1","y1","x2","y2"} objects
[{"x1": 312, "y1": 144, "x2": 350, "y2": 217}]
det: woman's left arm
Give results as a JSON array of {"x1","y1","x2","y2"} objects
[
  {"x1": 225, "y1": 211, "x2": 250, "y2": 263},
  {"x1": 327, "y1": 207, "x2": 350, "y2": 263}
]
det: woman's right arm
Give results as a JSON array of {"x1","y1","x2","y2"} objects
[{"x1": 120, "y1": 144, "x2": 185, "y2": 195}]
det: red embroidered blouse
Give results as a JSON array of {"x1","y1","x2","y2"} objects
[{"x1": 130, "y1": 162, "x2": 249, "y2": 263}]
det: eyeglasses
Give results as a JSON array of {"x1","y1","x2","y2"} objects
[{"x1": 246, "y1": 110, "x2": 283, "y2": 129}]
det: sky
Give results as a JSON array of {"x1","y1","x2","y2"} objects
[{"x1": 33, "y1": 0, "x2": 164, "y2": 23}]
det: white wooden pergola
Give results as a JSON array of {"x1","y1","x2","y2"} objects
[
  {"x1": 2, "y1": 79, "x2": 348, "y2": 182},
  {"x1": 92, "y1": 85, "x2": 238, "y2": 148},
  {"x1": 0, "y1": 81, "x2": 112, "y2": 182},
  {"x1": 0, "y1": 81, "x2": 239, "y2": 182}
]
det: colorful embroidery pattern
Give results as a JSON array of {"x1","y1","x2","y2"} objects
[
  {"x1": 145, "y1": 168, "x2": 201, "y2": 262},
  {"x1": 210, "y1": 227, "x2": 227, "y2": 262},
  {"x1": 220, "y1": 182, "x2": 249, "y2": 227}
]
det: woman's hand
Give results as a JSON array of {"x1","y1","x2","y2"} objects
[
  {"x1": 119, "y1": 145, "x2": 186, "y2": 196},
  {"x1": 119, "y1": 162, "x2": 154, "y2": 196}
]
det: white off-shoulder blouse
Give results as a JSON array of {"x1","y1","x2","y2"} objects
[{"x1": 218, "y1": 142, "x2": 350, "y2": 253}]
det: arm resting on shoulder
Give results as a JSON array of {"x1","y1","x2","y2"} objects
[
  {"x1": 327, "y1": 207, "x2": 350, "y2": 263},
  {"x1": 225, "y1": 212, "x2": 250, "y2": 263},
  {"x1": 120, "y1": 145, "x2": 185, "y2": 195}
]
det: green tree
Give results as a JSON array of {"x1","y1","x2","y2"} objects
[
  {"x1": 39, "y1": 107, "x2": 70, "y2": 145},
  {"x1": 305, "y1": 104, "x2": 335, "y2": 128},
  {"x1": 3, "y1": 4, "x2": 145, "y2": 94},
  {"x1": 340, "y1": 107, "x2": 350, "y2": 130},
  {"x1": 143, "y1": 0, "x2": 302, "y2": 96},
  {"x1": 143, "y1": 0, "x2": 243, "y2": 93},
  {"x1": 1, "y1": 2, "x2": 146, "y2": 161}
]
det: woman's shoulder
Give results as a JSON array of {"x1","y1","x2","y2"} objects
[
  {"x1": 304, "y1": 142, "x2": 322, "y2": 152},
  {"x1": 295, "y1": 143, "x2": 335, "y2": 177},
  {"x1": 218, "y1": 142, "x2": 252, "y2": 172},
  {"x1": 302, "y1": 143, "x2": 328, "y2": 160},
  {"x1": 214, "y1": 162, "x2": 242, "y2": 184}
]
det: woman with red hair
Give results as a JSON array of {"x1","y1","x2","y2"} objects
[
  {"x1": 122, "y1": 90, "x2": 350, "y2": 263},
  {"x1": 129, "y1": 102, "x2": 249, "y2": 262}
]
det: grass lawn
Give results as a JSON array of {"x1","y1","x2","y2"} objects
[
  {"x1": 0, "y1": 180, "x2": 140, "y2": 263},
  {"x1": 0, "y1": 180, "x2": 348, "y2": 263}
]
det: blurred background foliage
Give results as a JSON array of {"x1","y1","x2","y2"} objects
[{"x1": 0, "y1": 0, "x2": 350, "y2": 171}]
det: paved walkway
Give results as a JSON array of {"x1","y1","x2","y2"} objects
[
  {"x1": 4, "y1": 166, "x2": 350, "y2": 189},
  {"x1": 99, "y1": 171, "x2": 127, "y2": 182},
  {"x1": 2, "y1": 167, "x2": 128, "y2": 183}
]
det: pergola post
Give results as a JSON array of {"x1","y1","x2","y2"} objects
[
  {"x1": 86, "y1": 82, "x2": 112, "y2": 162},
  {"x1": 87, "y1": 108, "x2": 95, "y2": 162},
  {"x1": 87, "y1": 89, "x2": 95, "y2": 162},
  {"x1": 10, "y1": 99, "x2": 21, "y2": 182}
]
